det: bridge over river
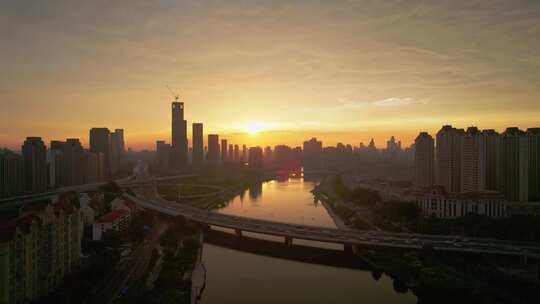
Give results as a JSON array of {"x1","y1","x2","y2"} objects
[{"x1": 126, "y1": 193, "x2": 540, "y2": 259}]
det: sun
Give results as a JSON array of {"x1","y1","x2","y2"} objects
[{"x1": 245, "y1": 122, "x2": 263, "y2": 136}]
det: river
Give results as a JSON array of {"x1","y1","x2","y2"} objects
[{"x1": 199, "y1": 178, "x2": 417, "y2": 303}]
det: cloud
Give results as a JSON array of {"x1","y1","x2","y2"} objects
[{"x1": 372, "y1": 97, "x2": 422, "y2": 107}]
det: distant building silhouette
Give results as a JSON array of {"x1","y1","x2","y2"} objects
[
  {"x1": 22, "y1": 137, "x2": 47, "y2": 193},
  {"x1": 207, "y1": 134, "x2": 220, "y2": 164},
  {"x1": 481, "y1": 129, "x2": 501, "y2": 191},
  {"x1": 303, "y1": 137, "x2": 322, "y2": 170},
  {"x1": 499, "y1": 127, "x2": 529, "y2": 202},
  {"x1": 461, "y1": 127, "x2": 482, "y2": 193},
  {"x1": 248, "y1": 146, "x2": 263, "y2": 169},
  {"x1": 233, "y1": 144, "x2": 240, "y2": 162},
  {"x1": 528, "y1": 128, "x2": 540, "y2": 201},
  {"x1": 62, "y1": 138, "x2": 85, "y2": 186},
  {"x1": 221, "y1": 139, "x2": 228, "y2": 162},
  {"x1": 156, "y1": 140, "x2": 171, "y2": 172},
  {"x1": 414, "y1": 132, "x2": 434, "y2": 189},
  {"x1": 436, "y1": 125, "x2": 464, "y2": 193},
  {"x1": 171, "y1": 101, "x2": 188, "y2": 170},
  {"x1": 48, "y1": 140, "x2": 64, "y2": 188},
  {"x1": 192, "y1": 123, "x2": 204, "y2": 167},
  {"x1": 90, "y1": 127, "x2": 111, "y2": 178},
  {"x1": 0, "y1": 149, "x2": 25, "y2": 198}
]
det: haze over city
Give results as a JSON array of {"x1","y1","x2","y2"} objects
[
  {"x1": 2, "y1": 1, "x2": 540, "y2": 304},
  {"x1": 2, "y1": 0, "x2": 540, "y2": 150}
]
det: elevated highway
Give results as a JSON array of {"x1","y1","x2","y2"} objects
[{"x1": 126, "y1": 193, "x2": 540, "y2": 259}]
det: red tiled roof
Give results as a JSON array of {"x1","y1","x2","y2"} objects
[{"x1": 95, "y1": 210, "x2": 128, "y2": 224}]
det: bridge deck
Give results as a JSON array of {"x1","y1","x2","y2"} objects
[{"x1": 126, "y1": 194, "x2": 540, "y2": 259}]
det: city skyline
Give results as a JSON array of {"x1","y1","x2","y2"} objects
[{"x1": 2, "y1": 1, "x2": 540, "y2": 150}]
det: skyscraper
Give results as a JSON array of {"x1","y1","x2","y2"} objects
[
  {"x1": 528, "y1": 128, "x2": 540, "y2": 201},
  {"x1": 436, "y1": 125, "x2": 464, "y2": 193},
  {"x1": 171, "y1": 101, "x2": 188, "y2": 170},
  {"x1": 480, "y1": 129, "x2": 500, "y2": 191},
  {"x1": 414, "y1": 132, "x2": 434, "y2": 189},
  {"x1": 62, "y1": 138, "x2": 84, "y2": 186},
  {"x1": 234, "y1": 144, "x2": 240, "y2": 162},
  {"x1": 156, "y1": 140, "x2": 171, "y2": 172},
  {"x1": 192, "y1": 123, "x2": 204, "y2": 167},
  {"x1": 48, "y1": 140, "x2": 64, "y2": 188},
  {"x1": 22, "y1": 137, "x2": 47, "y2": 193},
  {"x1": 242, "y1": 144, "x2": 247, "y2": 163},
  {"x1": 207, "y1": 134, "x2": 220, "y2": 164},
  {"x1": 221, "y1": 139, "x2": 228, "y2": 162},
  {"x1": 499, "y1": 127, "x2": 529, "y2": 203},
  {"x1": 248, "y1": 147, "x2": 263, "y2": 169},
  {"x1": 90, "y1": 128, "x2": 110, "y2": 177},
  {"x1": 303, "y1": 138, "x2": 322, "y2": 171},
  {"x1": 0, "y1": 149, "x2": 25, "y2": 198},
  {"x1": 461, "y1": 127, "x2": 482, "y2": 193},
  {"x1": 110, "y1": 129, "x2": 125, "y2": 175}
]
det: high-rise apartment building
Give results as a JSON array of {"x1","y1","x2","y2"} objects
[
  {"x1": 461, "y1": 127, "x2": 482, "y2": 193},
  {"x1": 414, "y1": 132, "x2": 435, "y2": 189},
  {"x1": 480, "y1": 129, "x2": 500, "y2": 191},
  {"x1": 0, "y1": 149, "x2": 25, "y2": 198},
  {"x1": 110, "y1": 129, "x2": 125, "y2": 176},
  {"x1": 234, "y1": 145, "x2": 240, "y2": 162},
  {"x1": 207, "y1": 134, "x2": 220, "y2": 163},
  {"x1": 90, "y1": 128, "x2": 111, "y2": 177},
  {"x1": 528, "y1": 128, "x2": 540, "y2": 201},
  {"x1": 436, "y1": 125, "x2": 464, "y2": 193},
  {"x1": 156, "y1": 140, "x2": 171, "y2": 172},
  {"x1": 62, "y1": 138, "x2": 85, "y2": 186},
  {"x1": 242, "y1": 144, "x2": 247, "y2": 163},
  {"x1": 48, "y1": 140, "x2": 64, "y2": 188},
  {"x1": 248, "y1": 146, "x2": 263, "y2": 169},
  {"x1": 499, "y1": 127, "x2": 529, "y2": 203},
  {"x1": 303, "y1": 138, "x2": 323, "y2": 171},
  {"x1": 171, "y1": 101, "x2": 188, "y2": 170},
  {"x1": 192, "y1": 123, "x2": 204, "y2": 167},
  {"x1": 221, "y1": 139, "x2": 228, "y2": 162},
  {"x1": 22, "y1": 137, "x2": 47, "y2": 193}
]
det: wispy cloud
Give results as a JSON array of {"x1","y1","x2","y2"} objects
[{"x1": 305, "y1": 97, "x2": 423, "y2": 112}]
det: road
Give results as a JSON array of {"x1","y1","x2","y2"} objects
[{"x1": 127, "y1": 192, "x2": 540, "y2": 259}]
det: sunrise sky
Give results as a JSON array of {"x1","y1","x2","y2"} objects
[{"x1": 1, "y1": 1, "x2": 540, "y2": 150}]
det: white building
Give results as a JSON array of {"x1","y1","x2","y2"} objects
[
  {"x1": 417, "y1": 186, "x2": 508, "y2": 218},
  {"x1": 92, "y1": 209, "x2": 130, "y2": 241}
]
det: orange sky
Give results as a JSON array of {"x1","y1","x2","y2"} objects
[{"x1": 1, "y1": 1, "x2": 539, "y2": 151}]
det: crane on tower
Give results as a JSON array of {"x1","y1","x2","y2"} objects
[{"x1": 166, "y1": 84, "x2": 180, "y2": 102}]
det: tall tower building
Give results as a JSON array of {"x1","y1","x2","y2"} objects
[
  {"x1": 499, "y1": 127, "x2": 529, "y2": 202},
  {"x1": 22, "y1": 137, "x2": 47, "y2": 193},
  {"x1": 480, "y1": 129, "x2": 500, "y2": 191},
  {"x1": 171, "y1": 101, "x2": 188, "y2": 170},
  {"x1": 62, "y1": 138, "x2": 85, "y2": 186},
  {"x1": 461, "y1": 127, "x2": 482, "y2": 193},
  {"x1": 156, "y1": 140, "x2": 171, "y2": 172},
  {"x1": 303, "y1": 138, "x2": 323, "y2": 170},
  {"x1": 221, "y1": 139, "x2": 228, "y2": 162},
  {"x1": 234, "y1": 145, "x2": 240, "y2": 162},
  {"x1": 527, "y1": 128, "x2": 540, "y2": 201},
  {"x1": 248, "y1": 147, "x2": 263, "y2": 169},
  {"x1": 436, "y1": 125, "x2": 464, "y2": 193},
  {"x1": 242, "y1": 144, "x2": 247, "y2": 163},
  {"x1": 48, "y1": 140, "x2": 64, "y2": 188},
  {"x1": 207, "y1": 134, "x2": 220, "y2": 164},
  {"x1": 414, "y1": 132, "x2": 434, "y2": 189},
  {"x1": 0, "y1": 149, "x2": 25, "y2": 198},
  {"x1": 192, "y1": 123, "x2": 204, "y2": 167},
  {"x1": 90, "y1": 128, "x2": 111, "y2": 177},
  {"x1": 109, "y1": 129, "x2": 125, "y2": 175}
]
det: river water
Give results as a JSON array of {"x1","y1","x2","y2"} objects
[{"x1": 199, "y1": 178, "x2": 417, "y2": 304}]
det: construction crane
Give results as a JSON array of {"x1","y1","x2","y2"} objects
[{"x1": 166, "y1": 84, "x2": 179, "y2": 102}]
